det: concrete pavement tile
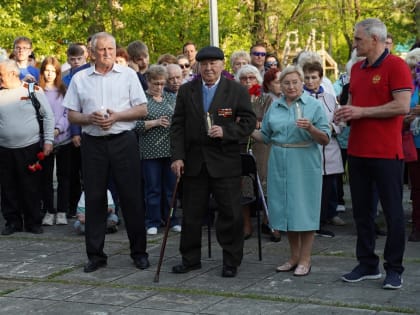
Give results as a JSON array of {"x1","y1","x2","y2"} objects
[
  {"x1": 199, "y1": 297, "x2": 295, "y2": 314},
  {"x1": 0, "y1": 296, "x2": 57, "y2": 314},
  {"x1": 0, "y1": 279, "x2": 30, "y2": 293},
  {"x1": 41, "y1": 250, "x2": 85, "y2": 266},
  {"x1": 66, "y1": 286, "x2": 154, "y2": 306},
  {"x1": 177, "y1": 271, "x2": 258, "y2": 292},
  {"x1": 113, "y1": 269, "x2": 196, "y2": 287},
  {"x1": 6, "y1": 282, "x2": 92, "y2": 300},
  {"x1": 310, "y1": 283, "x2": 407, "y2": 310},
  {"x1": 18, "y1": 240, "x2": 80, "y2": 253},
  {"x1": 117, "y1": 308, "x2": 194, "y2": 314},
  {"x1": 0, "y1": 249, "x2": 56, "y2": 263},
  {"x1": 37, "y1": 300, "x2": 123, "y2": 314},
  {"x1": 242, "y1": 275, "x2": 319, "y2": 298},
  {"x1": 57, "y1": 265, "x2": 137, "y2": 282},
  {"x1": 404, "y1": 243, "x2": 420, "y2": 261},
  {"x1": 0, "y1": 262, "x2": 72, "y2": 279},
  {"x1": 131, "y1": 292, "x2": 224, "y2": 312},
  {"x1": 0, "y1": 238, "x2": 38, "y2": 250},
  {"x1": 287, "y1": 304, "x2": 376, "y2": 314},
  {"x1": 233, "y1": 261, "x2": 278, "y2": 279}
]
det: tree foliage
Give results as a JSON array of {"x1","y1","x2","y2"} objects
[{"x1": 0, "y1": 0, "x2": 417, "y2": 68}]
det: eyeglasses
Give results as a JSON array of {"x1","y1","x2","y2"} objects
[
  {"x1": 251, "y1": 52, "x2": 266, "y2": 57},
  {"x1": 179, "y1": 63, "x2": 190, "y2": 69},
  {"x1": 265, "y1": 61, "x2": 278, "y2": 67},
  {"x1": 240, "y1": 76, "x2": 257, "y2": 81},
  {"x1": 14, "y1": 47, "x2": 31, "y2": 51}
]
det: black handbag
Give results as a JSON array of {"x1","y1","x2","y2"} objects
[{"x1": 27, "y1": 82, "x2": 44, "y2": 145}]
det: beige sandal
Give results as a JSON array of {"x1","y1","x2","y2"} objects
[
  {"x1": 293, "y1": 264, "x2": 311, "y2": 277},
  {"x1": 276, "y1": 262, "x2": 297, "y2": 272}
]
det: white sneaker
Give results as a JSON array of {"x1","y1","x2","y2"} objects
[
  {"x1": 171, "y1": 225, "x2": 182, "y2": 232},
  {"x1": 336, "y1": 204, "x2": 346, "y2": 212},
  {"x1": 42, "y1": 213, "x2": 55, "y2": 226},
  {"x1": 330, "y1": 215, "x2": 346, "y2": 226},
  {"x1": 147, "y1": 227, "x2": 158, "y2": 235},
  {"x1": 56, "y1": 212, "x2": 68, "y2": 225}
]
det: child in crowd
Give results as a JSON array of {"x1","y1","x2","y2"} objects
[{"x1": 74, "y1": 190, "x2": 118, "y2": 235}]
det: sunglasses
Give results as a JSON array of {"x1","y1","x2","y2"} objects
[
  {"x1": 179, "y1": 63, "x2": 190, "y2": 69},
  {"x1": 265, "y1": 61, "x2": 278, "y2": 67},
  {"x1": 252, "y1": 52, "x2": 266, "y2": 57}
]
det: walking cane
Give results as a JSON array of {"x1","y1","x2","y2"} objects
[
  {"x1": 154, "y1": 176, "x2": 180, "y2": 283},
  {"x1": 248, "y1": 148, "x2": 272, "y2": 260}
]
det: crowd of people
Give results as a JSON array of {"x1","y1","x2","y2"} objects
[{"x1": 0, "y1": 18, "x2": 418, "y2": 289}]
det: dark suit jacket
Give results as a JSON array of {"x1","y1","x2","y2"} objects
[{"x1": 171, "y1": 76, "x2": 256, "y2": 178}]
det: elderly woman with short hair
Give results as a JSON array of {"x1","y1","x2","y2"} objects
[
  {"x1": 230, "y1": 50, "x2": 251, "y2": 78},
  {"x1": 135, "y1": 65, "x2": 181, "y2": 235},
  {"x1": 252, "y1": 65, "x2": 330, "y2": 276},
  {"x1": 235, "y1": 64, "x2": 281, "y2": 241}
]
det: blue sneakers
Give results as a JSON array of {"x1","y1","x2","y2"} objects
[
  {"x1": 342, "y1": 264, "x2": 382, "y2": 282},
  {"x1": 383, "y1": 270, "x2": 403, "y2": 290}
]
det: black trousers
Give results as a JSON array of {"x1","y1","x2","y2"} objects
[
  {"x1": 69, "y1": 145, "x2": 82, "y2": 216},
  {"x1": 40, "y1": 142, "x2": 72, "y2": 213},
  {"x1": 180, "y1": 164, "x2": 243, "y2": 267},
  {"x1": 348, "y1": 156, "x2": 405, "y2": 274},
  {"x1": 0, "y1": 142, "x2": 42, "y2": 228},
  {"x1": 81, "y1": 131, "x2": 147, "y2": 262}
]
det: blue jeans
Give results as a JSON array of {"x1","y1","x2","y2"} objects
[
  {"x1": 348, "y1": 156, "x2": 405, "y2": 274},
  {"x1": 142, "y1": 158, "x2": 179, "y2": 229}
]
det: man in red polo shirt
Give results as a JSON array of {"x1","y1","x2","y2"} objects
[{"x1": 335, "y1": 18, "x2": 412, "y2": 290}]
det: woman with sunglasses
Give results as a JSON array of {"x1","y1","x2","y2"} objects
[
  {"x1": 264, "y1": 53, "x2": 281, "y2": 72},
  {"x1": 177, "y1": 55, "x2": 192, "y2": 83}
]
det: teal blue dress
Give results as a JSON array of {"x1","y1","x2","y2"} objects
[{"x1": 261, "y1": 92, "x2": 330, "y2": 231}]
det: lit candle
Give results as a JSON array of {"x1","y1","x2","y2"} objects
[
  {"x1": 295, "y1": 102, "x2": 302, "y2": 120},
  {"x1": 336, "y1": 104, "x2": 346, "y2": 127},
  {"x1": 207, "y1": 112, "x2": 212, "y2": 129}
]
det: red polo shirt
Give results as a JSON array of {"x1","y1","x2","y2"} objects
[{"x1": 348, "y1": 51, "x2": 413, "y2": 159}]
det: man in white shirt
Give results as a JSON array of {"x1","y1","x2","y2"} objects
[{"x1": 63, "y1": 32, "x2": 149, "y2": 273}]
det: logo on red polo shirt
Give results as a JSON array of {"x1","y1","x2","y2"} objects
[{"x1": 372, "y1": 75, "x2": 381, "y2": 84}]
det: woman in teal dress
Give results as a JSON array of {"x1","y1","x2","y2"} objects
[{"x1": 252, "y1": 65, "x2": 330, "y2": 276}]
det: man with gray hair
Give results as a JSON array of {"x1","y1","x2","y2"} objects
[
  {"x1": 165, "y1": 64, "x2": 183, "y2": 95},
  {"x1": 63, "y1": 32, "x2": 150, "y2": 273},
  {"x1": 0, "y1": 59, "x2": 54, "y2": 235},
  {"x1": 336, "y1": 18, "x2": 413, "y2": 290}
]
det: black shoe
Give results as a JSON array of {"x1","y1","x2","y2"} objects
[
  {"x1": 222, "y1": 265, "x2": 237, "y2": 278},
  {"x1": 83, "y1": 260, "x2": 107, "y2": 273},
  {"x1": 1, "y1": 225, "x2": 23, "y2": 236},
  {"x1": 172, "y1": 263, "x2": 202, "y2": 274},
  {"x1": 316, "y1": 229, "x2": 335, "y2": 238},
  {"x1": 25, "y1": 225, "x2": 43, "y2": 234},
  {"x1": 270, "y1": 230, "x2": 281, "y2": 242},
  {"x1": 134, "y1": 256, "x2": 150, "y2": 270}
]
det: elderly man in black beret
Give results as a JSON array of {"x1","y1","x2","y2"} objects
[{"x1": 170, "y1": 46, "x2": 256, "y2": 277}]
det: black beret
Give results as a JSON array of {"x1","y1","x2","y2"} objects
[{"x1": 196, "y1": 46, "x2": 224, "y2": 62}]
